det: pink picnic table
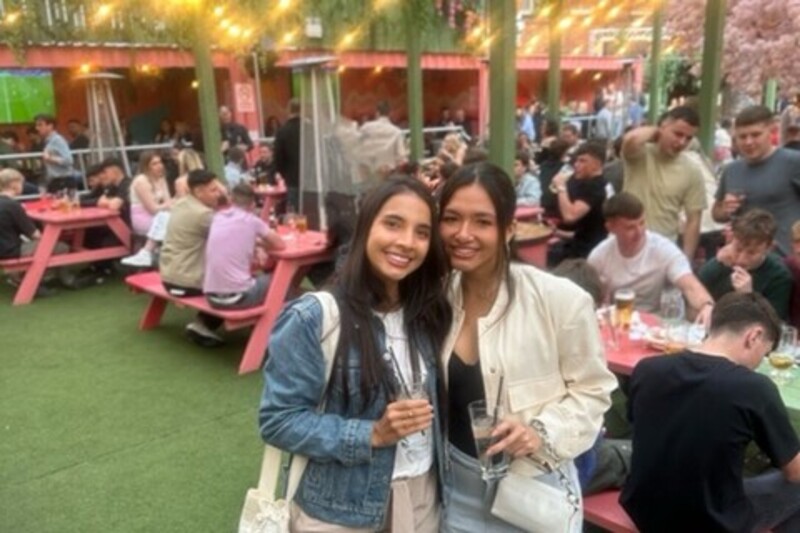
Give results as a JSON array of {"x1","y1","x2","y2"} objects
[
  {"x1": 136, "y1": 229, "x2": 334, "y2": 374},
  {"x1": 514, "y1": 221, "x2": 553, "y2": 269},
  {"x1": 603, "y1": 313, "x2": 662, "y2": 375},
  {"x1": 12, "y1": 206, "x2": 130, "y2": 305},
  {"x1": 514, "y1": 205, "x2": 544, "y2": 221},
  {"x1": 255, "y1": 185, "x2": 287, "y2": 221}
]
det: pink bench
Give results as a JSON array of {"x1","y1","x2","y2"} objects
[
  {"x1": 126, "y1": 271, "x2": 273, "y2": 371},
  {"x1": 583, "y1": 490, "x2": 638, "y2": 533},
  {"x1": 0, "y1": 257, "x2": 34, "y2": 274}
]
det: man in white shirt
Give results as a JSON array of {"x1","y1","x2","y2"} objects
[
  {"x1": 588, "y1": 192, "x2": 713, "y2": 325},
  {"x1": 358, "y1": 101, "x2": 407, "y2": 182}
]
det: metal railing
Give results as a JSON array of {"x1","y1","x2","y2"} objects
[{"x1": 1, "y1": 142, "x2": 173, "y2": 199}]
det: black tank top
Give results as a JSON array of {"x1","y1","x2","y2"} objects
[{"x1": 448, "y1": 353, "x2": 486, "y2": 458}]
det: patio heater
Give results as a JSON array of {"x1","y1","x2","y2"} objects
[
  {"x1": 291, "y1": 56, "x2": 361, "y2": 246},
  {"x1": 76, "y1": 72, "x2": 132, "y2": 177}
]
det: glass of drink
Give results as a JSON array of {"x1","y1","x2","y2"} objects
[
  {"x1": 728, "y1": 189, "x2": 746, "y2": 217},
  {"x1": 769, "y1": 325, "x2": 797, "y2": 385},
  {"x1": 614, "y1": 288, "x2": 636, "y2": 330},
  {"x1": 295, "y1": 214, "x2": 308, "y2": 235},
  {"x1": 468, "y1": 400, "x2": 509, "y2": 482}
]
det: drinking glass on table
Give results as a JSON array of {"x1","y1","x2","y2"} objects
[
  {"x1": 768, "y1": 325, "x2": 797, "y2": 385},
  {"x1": 295, "y1": 214, "x2": 308, "y2": 235},
  {"x1": 614, "y1": 288, "x2": 636, "y2": 330},
  {"x1": 468, "y1": 400, "x2": 509, "y2": 482},
  {"x1": 282, "y1": 213, "x2": 297, "y2": 241},
  {"x1": 660, "y1": 288, "x2": 686, "y2": 347}
]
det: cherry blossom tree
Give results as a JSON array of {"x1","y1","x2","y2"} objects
[{"x1": 666, "y1": 0, "x2": 800, "y2": 96}]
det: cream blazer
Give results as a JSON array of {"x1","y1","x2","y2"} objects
[{"x1": 442, "y1": 263, "x2": 617, "y2": 472}]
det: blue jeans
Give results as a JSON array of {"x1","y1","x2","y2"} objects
[
  {"x1": 747, "y1": 469, "x2": 800, "y2": 532},
  {"x1": 206, "y1": 274, "x2": 270, "y2": 310}
]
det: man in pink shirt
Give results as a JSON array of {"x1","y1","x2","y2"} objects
[{"x1": 203, "y1": 184, "x2": 285, "y2": 309}]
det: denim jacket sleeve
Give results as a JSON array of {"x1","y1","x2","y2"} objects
[{"x1": 258, "y1": 295, "x2": 374, "y2": 466}]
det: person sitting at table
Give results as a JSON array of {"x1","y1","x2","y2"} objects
[
  {"x1": 79, "y1": 164, "x2": 106, "y2": 208},
  {"x1": 252, "y1": 142, "x2": 276, "y2": 186},
  {"x1": 621, "y1": 292, "x2": 800, "y2": 533},
  {"x1": 0, "y1": 168, "x2": 93, "y2": 294},
  {"x1": 123, "y1": 149, "x2": 200, "y2": 269},
  {"x1": 547, "y1": 142, "x2": 609, "y2": 267},
  {"x1": 173, "y1": 149, "x2": 204, "y2": 198},
  {"x1": 513, "y1": 151, "x2": 541, "y2": 206},
  {"x1": 551, "y1": 259, "x2": 632, "y2": 497},
  {"x1": 203, "y1": 184, "x2": 285, "y2": 310},
  {"x1": 160, "y1": 169, "x2": 227, "y2": 346},
  {"x1": 224, "y1": 147, "x2": 247, "y2": 190},
  {"x1": 96, "y1": 158, "x2": 133, "y2": 227},
  {"x1": 80, "y1": 161, "x2": 130, "y2": 277},
  {"x1": 129, "y1": 150, "x2": 172, "y2": 238},
  {"x1": 699, "y1": 208, "x2": 792, "y2": 321},
  {"x1": 588, "y1": 192, "x2": 714, "y2": 325}
]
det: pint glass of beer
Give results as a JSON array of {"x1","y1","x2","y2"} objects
[{"x1": 614, "y1": 288, "x2": 636, "y2": 329}]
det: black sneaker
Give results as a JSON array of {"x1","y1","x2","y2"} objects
[
  {"x1": 35, "y1": 285, "x2": 57, "y2": 298},
  {"x1": 185, "y1": 323, "x2": 224, "y2": 347}
]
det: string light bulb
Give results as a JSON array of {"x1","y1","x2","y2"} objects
[{"x1": 339, "y1": 29, "x2": 359, "y2": 48}]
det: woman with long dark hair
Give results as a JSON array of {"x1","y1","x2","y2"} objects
[
  {"x1": 259, "y1": 177, "x2": 451, "y2": 531},
  {"x1": 437, "y1": 163, "x2": 616, "y2": 532}
]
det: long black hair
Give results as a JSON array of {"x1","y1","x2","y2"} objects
[
  {"x1": 438, "y1": 162, "x2": 517, "y2": 313},
  {"x1": 329, "y1": 177, "x2": 452, "y2": 411}
]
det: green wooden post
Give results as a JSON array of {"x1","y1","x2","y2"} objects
[
  {"x1": 647, "y1": 1, "x2": 664, "y2": 124},
  {"x1": 698, "y1": 0, "x2": 727, "y2": 155},
  {"x1": 546, "y1": 0, "x2": 562, "y2": 122},
  {"x1": 406, "y1": 22, "x2": 424, "y2": 162},
  {"x1": 488, "y1": 0, "x2": 517, "y2": 174},
  {"x1": 763, "y1": 79, "x2": 778, "y2": 112},
  {"x1": 191, "y1": 18, "x2": 224, "y2": 180}
]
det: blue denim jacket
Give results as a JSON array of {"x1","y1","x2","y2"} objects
[{"x1": 259, "y1": 294, "x2": 446, "y2": 529}]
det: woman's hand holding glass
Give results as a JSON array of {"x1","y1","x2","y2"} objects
[
  {"x1": 370, "y1": 399, "x2": 433, "y2": 448},
  {"x1": 486, "y1": 419, "x2": 543, "y2": 459}
]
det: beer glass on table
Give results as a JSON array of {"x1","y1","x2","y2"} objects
[
  {"x1": 614, "y1": 288, "x2": 636, "y2": 330},
  {"x1": 769, "y1": 325, "x2": 797, "y2": 385}
]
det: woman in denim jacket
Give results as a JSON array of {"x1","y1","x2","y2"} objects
[
  {"x1": 259, "y1": 178, "x2": 452, "y2": 531},
  {"x1": 437, "y1": 163, "x2": 616, "y2": 532}
]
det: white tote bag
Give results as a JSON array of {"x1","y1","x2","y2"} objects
[{"x1": 238, "y1": 292, "x2": 340, "y2": 533}]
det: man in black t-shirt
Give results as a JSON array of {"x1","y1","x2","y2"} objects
[
  {"x1": 0, "y1": 168, "x2": 82, "y2": 292},
  {"x1": 219, "y1": 106, "x2": 253, "y2": 159},
  {"x1": 621, "y1": 292, "x2": 800, "y2": 533},
  {"x1": 547, "y1": 141, "x2": 608, "y2": 267}
]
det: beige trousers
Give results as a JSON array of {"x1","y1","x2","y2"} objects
[{"x1": 290, "y1": 469, "x2": 439, "y2": 533}]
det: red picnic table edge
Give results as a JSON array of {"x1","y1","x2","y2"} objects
[
  {"x1": 9, "y1": 207, "x2": 130, "y2": 305},
  {"x1": 127, "y1": 230, "x2": 333, "y2": 374}
]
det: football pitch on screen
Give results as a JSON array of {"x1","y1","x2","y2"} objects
[{"x1": 0, "y1": 70, "x2": 56, "y2": 124}]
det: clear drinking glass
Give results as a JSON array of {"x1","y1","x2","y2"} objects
[
  {"x1": 769, "y1": 325, "x2": 797, "y2": 385},
  {"x1": 614, "y1": 288, "x2": 636, "y2": 330},
  {"x1": 660, "y1": 288, "x2": 686, "y2": 348},
  {"x1": 468, "y1": 400, "x2": 509, "y2": 482}
]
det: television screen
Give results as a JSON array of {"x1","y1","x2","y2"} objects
[{"x1": 0, "y1": 69, "x2": 57, "y2": 124}]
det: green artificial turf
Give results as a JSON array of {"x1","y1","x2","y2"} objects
[{"x1": 0, "y1": 278, "x2": 267, "y2": 532}]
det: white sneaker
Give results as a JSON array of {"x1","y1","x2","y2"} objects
[
  {"x1": 121, "y1": 248, "x2": 154, "y2": 267},
  {"x1": 185, "y1": 320, "x2": 224, "y2": 346}
]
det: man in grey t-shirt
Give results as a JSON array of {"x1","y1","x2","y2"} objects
[
  {"x1": 713, "y1": 106, "x2": 800, "y2": 256},
  {"x1": 35, "y1": 114, "x2": 76, "y2": 192}
]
